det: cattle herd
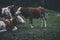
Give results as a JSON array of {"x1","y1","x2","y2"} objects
[{"x1": 0, "y1": 5, "x2": 47, "y2": 32}]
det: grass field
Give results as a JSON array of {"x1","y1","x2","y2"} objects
[{"x1": 0, "y1": 9, "x2": 60, "y2": 40}]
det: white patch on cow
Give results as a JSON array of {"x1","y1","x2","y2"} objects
[
  {"x1": 17, "y1": 15, "x2": 25, "y2": 23},
  {"x1": 30, "y1": 24, "x2": 34, "y2": 28},
  {"x1": 16, "y1": 7, "x2": 22, "y2": 14},
  {"x1": 0, "y1": 29, "x2": 7, "y2": 32},
  {"x1": 0, "y1": 21, "x2": 6, "y2": 29},
  {"x1": 0, "y1": 21, "x2": 7, "y2": 32},
  {"x1": 41, "y1": 19, "x2": 43, "y2": 27},
  {"x1": 41, "y1": 17, "x2": 47, "y2": 27},
  {"x1": 10, "y1": 18, "x2": 12, "y2": 21},
  {"x1": 12, "y1": 26, "x2": 18, "y2": 31}
]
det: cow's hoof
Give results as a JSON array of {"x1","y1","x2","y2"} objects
[
  {"x1": 31, "y1": 26, "x2": 34, "y2": 28},
  {"x1": 12, "y1": 26, "x2": 18, "y2": 31}
]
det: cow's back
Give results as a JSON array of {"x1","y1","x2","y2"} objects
[{"x1": 21, "y1": 7, "x2": 45, "y2": 18}]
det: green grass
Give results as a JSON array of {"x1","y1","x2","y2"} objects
[{"x1": 0, "y1": 10, "x2": 60, "y2": 40}]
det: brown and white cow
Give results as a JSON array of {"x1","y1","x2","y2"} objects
[
  {"x1": 0, "y1": 14, "x2": 25, "y2": 32},
  {"x1": 16, "y1": 6, "x2": 47, "y2": 28}
]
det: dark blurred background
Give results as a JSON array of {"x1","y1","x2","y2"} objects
[{"x1": 0, "y1": 0, "x2": 60, "y2": 11}]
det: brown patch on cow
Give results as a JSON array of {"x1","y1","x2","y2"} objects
[
  {"x1": 21, "y1": 6, "x2": 45, "y2": 18},
  {"x1": 4, "y1": 19, "x2": 11, "y2": 25}
]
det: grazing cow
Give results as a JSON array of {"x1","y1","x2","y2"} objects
[
  {"x1": 16, "y1": 6, "x2": 47, "y2": 28},
  {"x1": 0, "y1": 14, "x2": 25, "y2": 32}
]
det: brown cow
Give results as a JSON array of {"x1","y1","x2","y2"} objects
[{"x1": 16, "y1": 6, "x2": 47, "y2": 28}]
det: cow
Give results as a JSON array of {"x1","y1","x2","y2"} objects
[
  {"x1": 0, "y1": 13, "x2": 25, "y2": 32},
  {"x1": 0, "y1": 5, "x2": 16, "y2": 20},
  {"x1": 16, "y1": 6, "x2": 47, "y2": 28}
]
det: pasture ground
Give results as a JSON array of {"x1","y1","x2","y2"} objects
[{"x1": 0, "y1": 9, "x2": 60, "y2": 40}]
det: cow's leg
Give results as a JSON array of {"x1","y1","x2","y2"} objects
[
  {"x1": 43, "y1": 13, "x2": 47, "y2": 27},
  {"x1": 29, "y1": 17, "x2": 34, "y2": 28},
  {"x1": 41, "y1": 14, "x2": 47, "y2": 28}
]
